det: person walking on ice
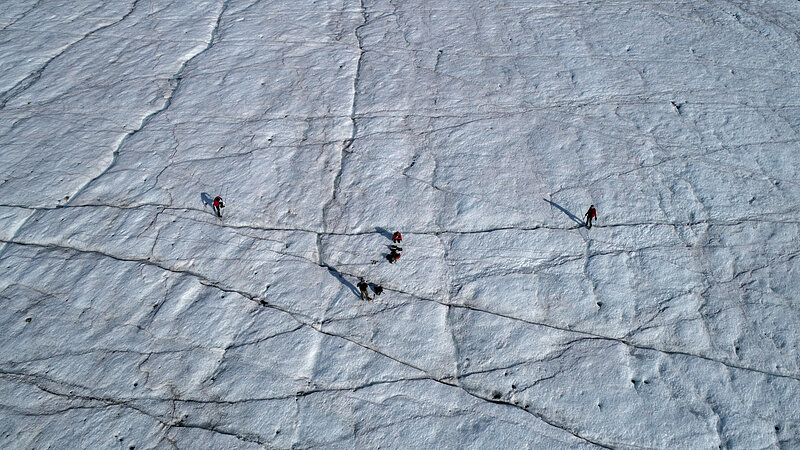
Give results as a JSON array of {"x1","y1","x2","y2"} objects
[
  {"x1": 392, "y1": 231, "x2": 402, "y2": 243},
  {"x1": 584, "y1": 205, "x2": 597, "y2": 229},
  {"x1": 213, "y1": 196, "x2": 225, "y2": 217},
  {"x1": 357, "y1": 278, "x2": 372, "y2": 301}
]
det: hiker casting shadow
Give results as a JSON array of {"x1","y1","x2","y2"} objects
[{"x1": 584, "y1": 205, "x2": 597, "y2": 229}]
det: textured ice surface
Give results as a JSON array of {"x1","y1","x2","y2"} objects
[{"x1": 1, "y1": 0, "x2": 799, "y2": 448}]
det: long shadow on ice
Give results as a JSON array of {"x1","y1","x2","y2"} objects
[
  {"x1": 200, "y1": 192, "x2": 214, "y2": 209},
  {"x1": 374, "y1": 227, "x2": 393, "y2": 240},
  {"x1": 543, "y1": 198, "x2": 585, "y2": 227},
  {"x1": 322, "y1": 263, "x2": 360, "y2": 297}
]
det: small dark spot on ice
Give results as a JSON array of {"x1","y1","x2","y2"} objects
[
  {"x1": 775, "y1": 425, "x2": 780, "y2": 431},
  {"x1": 25, "y1": 317, "x2": 31, "y2": 323},
  {"x1": 491, "y1": 391, "x2": 502, "y2": 399},
  {"x1": 596, "y1": 302, "x2": 602, "y2": 307},
  {"x1": 153, "y1": 304, "x2": 158, "y2": 309},
  {"x1": 511, "y1": 384, "x2": 516, "y2": 389},
  {"x1": 133, "y1": 383, "x2": 137, "y2": 387}
]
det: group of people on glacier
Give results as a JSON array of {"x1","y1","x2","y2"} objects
[{"x1": 207, "y1": 196, "x2": 597, "y2": 300}]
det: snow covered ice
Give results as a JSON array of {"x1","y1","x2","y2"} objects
[{"x1": 1, "y1": 0, "x2": 799, "y2": 447}]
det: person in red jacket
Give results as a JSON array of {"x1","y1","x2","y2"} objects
[
  {"x1": 584, "y1": 205, "x2": 597, "y2": 229},
  {"x1": 392, "y1": 231, "x2": 402, "y2": 243},
  {"x1": 213, "y1": 196, "x2": 225, "y2": 217},
  {"x1": 386, "y1": 249, "x2": 401, "y2": 263}
]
